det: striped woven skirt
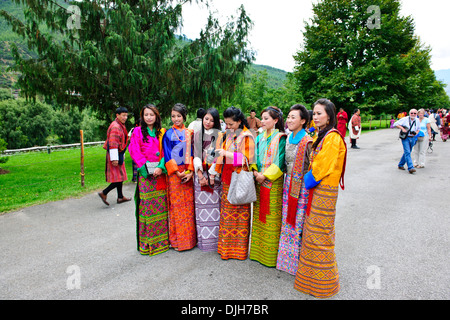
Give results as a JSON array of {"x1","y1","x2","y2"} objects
[
  {"x1": 194, "y1": 175, "x2": 222, "y2": 252},
  {"x1": 294, "y1": 184, "x2": 340, "y2": 298},
  {"x1": 217, "y1": 182, "x2": 251, "y2": 260},
  {"x1": 276, "y1": 174, "x2": 309, "y2": 275},
  {"x1": 105, "y1": 152, "x2": 127, "y2": 183},
  {"x1": 167, "y1": 165, "x2": 197, "y2": 251},
  {"x1": 249, "y1": 178, "x2": 284, "y2": 267},
  {"x1": 135, "y1": 175, "x2": 169, "y2": 256}
]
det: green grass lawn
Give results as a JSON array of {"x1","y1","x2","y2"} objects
[
  {"x1": 0, "y1": 145, "x2": 133, "y2": 213},
  {"x1": 361, "y1": 120, "x2": 392, "y2": 131},
  {"x1": 0, "y1": 121, "x2": 392, "y2": 214}
]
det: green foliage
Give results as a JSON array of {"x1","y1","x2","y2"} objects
[
  {"x1": 0, "y1": 87, "x2": 13, "y2": 100},
  {"x1": 0, "y1": 98, "x2": 103, "y2": 149},
  {"x1": 246, "y1": 64, "x2": 288, "y2": 89},
  {"x1": 293, "y1": 0, "x2": 449, "y2": 115},
  {"x1": 0, "y1": 136, "x2": 8, "y2": 164},
  {"x1": 79, "y1": 108, "x2": 104, "y2": 143},
  {"x1": 52, "y1": 106, "x2": 83, "y2": 144},
  {"x1": 0, "y1": 98, "x2": 52, "y2": 148},
  {"x1": 0, "y1": 0, "x2": 255, "y2": 120},
  {"x1": 226, "y1": 68, "x2": 304, "y2": 115}
]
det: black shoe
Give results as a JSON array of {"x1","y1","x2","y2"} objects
[{"x1": 351, "y1": 145, "x2": 360, "y2": 149}]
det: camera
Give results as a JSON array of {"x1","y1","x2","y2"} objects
[
  {"x1": 410, "y1": 131, "x2": 416, "y2": 135},
  {"x1": 206, "y1": 148, "x2": 217, "y2": 164}
]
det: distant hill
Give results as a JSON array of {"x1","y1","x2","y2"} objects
[
  {"x1": 246, "y1": 64, "x2": 288, "y2": 89},
  {"x1": 435, "y1": 69, "x2": 450, "y2": 97},
  {"x1": 0, "y1": 0, "x2": 289, "y2": 90}
]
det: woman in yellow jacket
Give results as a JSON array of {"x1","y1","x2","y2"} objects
[{"x1": 294, "y1": 98, "x2": 347, "y2": 299}]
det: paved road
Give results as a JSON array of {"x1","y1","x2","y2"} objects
[{"x1": 1, "y1": 128, "x2": 449, "y2": 301}]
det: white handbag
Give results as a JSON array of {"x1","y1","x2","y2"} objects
[
  {"x1": 227, "y1": 157, "x2": 256, "y2": 205},
  {"x1": 145, "y1": 162, "x2": 159, "y2": 175}
]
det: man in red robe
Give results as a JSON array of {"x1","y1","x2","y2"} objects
[
  {"x1": 98, "y1": 107, "x2": 131, "y2": 205},
  {"x1": 337, "y1": 108, "x2": 348, "y2": 138},
  {"x1": 349, "y1": 109, "x2": 362, "y2": 149}
]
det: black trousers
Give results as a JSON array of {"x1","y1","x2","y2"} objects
[{"x1": 102, "y1": 182, "x2": 123, "y2": 199}]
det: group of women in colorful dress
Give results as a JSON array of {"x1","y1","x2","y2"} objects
[{"x1": 128, "y1": 98, "x2": 347, "y2": 299}]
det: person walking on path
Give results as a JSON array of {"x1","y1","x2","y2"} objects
[
  {"x1": 429, "y1": 109, "x2": 441, "y2": 141},
  {"x1": 348, "y1": 109, "x2": 361, "y2": 149},
  {"x1": 337, "y1": 108, "x2": 348, "y2": 138},
  {"x1": 394, "y1": 109, "x2": 421, "y2": 174},
  {"x1": 413, "y1": 109, "x2": 432, "y2": 168},
  {"x1": 294, "y1": 98, "x2": 347, "y2": 298},
  {"x1": 128, "y1": 104, "x2": 169, "y2": 256},
  {"x1": 98, "y1": 106, "x2": 131, "y2": 205},
  {"x1": 441, "y1": 122, "x2": 450, "y2": 142}
]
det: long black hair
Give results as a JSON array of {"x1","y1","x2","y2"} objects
[
  {"x1": 261, "y1": 106, "x2": 285, "y2": 132},
  {"x1": 201, "y1": 108, "x2": 221, "y2": 149},
  {"x1": 223, "y1": 106, "x2": 249, "y2": 129},
  {"x1": 312, "y1": 98, "x2": 337, "y2": 150},
  {"x1": 198, "y1": 108, "x2": 222, "y2": 161},
  {"x1": 203, "y1": 108, "x2": 221, "y2": 131},
  {"x1": 140, "y1": 104, "x2": 162, "y2": 141},
  {"x1": 172, "y1": 103, "x2": 188, "y2": 121}
]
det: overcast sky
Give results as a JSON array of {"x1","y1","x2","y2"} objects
[{"x1": 180, "y1": 0, "x2": 450, "y2": 72}]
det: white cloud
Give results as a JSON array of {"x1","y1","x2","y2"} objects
[
  {"x1": 181, "y1": 0, "x2": 450, "y2": 72},
  {"x1": 399, "y1": 0, "x2": 450, "y2": 70}
]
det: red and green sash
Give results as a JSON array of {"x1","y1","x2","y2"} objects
[{"x1": 286, "y1": 135, "x2": 313, "y2": 227}]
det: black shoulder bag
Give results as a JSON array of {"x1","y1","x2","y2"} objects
[{"x1": 399, "y1": 118, "x2": 414, "y2": 140}]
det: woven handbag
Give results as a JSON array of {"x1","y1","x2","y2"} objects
[{"x1": 227, "y1": 157, "x2": 256, "y2": 205}]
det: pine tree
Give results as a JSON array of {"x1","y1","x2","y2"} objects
[{"x1": 0, "y1": 0, "x2": 255, "y2": 120}]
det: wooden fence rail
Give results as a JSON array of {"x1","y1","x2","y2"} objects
[{"x1": 2, "y1": 141, "x2": 105, "y2": 155}]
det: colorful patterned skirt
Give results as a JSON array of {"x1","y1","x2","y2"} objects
[
  {"x1": 194, "y1": 174, "x2": 222, "y2": 252},
  {"x1": 249, "y1": 178, "x2": 284, "y2": 267},
  {"x1": 276, "y1": 174, "x2": 309, "y2": 275},
  {"x1": 294, "y1": 184, "x2": 340, "y2": 298},
  {"x1": 105, "y1": 152, "x2": 127, "y2": 183},
  {"x1": 167, "y1": 165, "x2": 197, "y2": 251},
  {"x1": 440, "y1": 129, "x2": 449, "y2": 141},
  {"x1": 218, "y1": 182, "x2": 251, "y2": 260},
  {"x1": 135, "y1": 174, "x2": 169, "y2": 256}
]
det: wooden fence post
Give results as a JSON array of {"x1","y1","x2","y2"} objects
[{"x1": 80, "y1": 130, "x2": 85, "y2": 187}]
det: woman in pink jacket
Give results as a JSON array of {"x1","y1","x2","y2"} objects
[{"x1": 128, "y1": 104, "x2": 169, "y2": 256}]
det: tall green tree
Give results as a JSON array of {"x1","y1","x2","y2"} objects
[
  {"x1": 0, "y1": 0, "x2": 255, "y2": 120},
  {"x1": 227, "y1": 69, "x2": 305, "y2": 115},
  {"x1": 401, "y1": 40, "x2": 450, "y2": 110},
  {"x1": 293, "y1": 0, "x2": 449, "y2": 115}
]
